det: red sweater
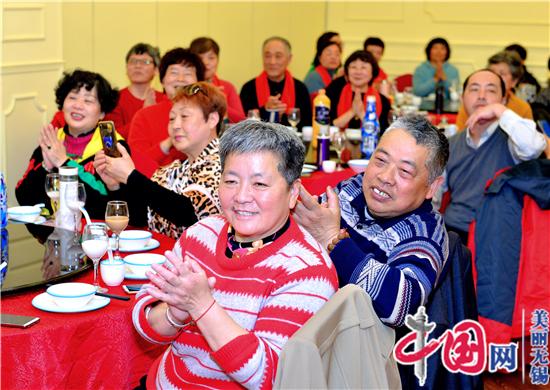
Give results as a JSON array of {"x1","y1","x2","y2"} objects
[
  {"x1": 127, "y1": 99, "x2": 186, "y2": 167},
  {"x1": 132, "y1": 215, "x2": 338, "y2": 389},
  {"x1": 105, "y1": 87, "x2": 166, "y2": 138}
]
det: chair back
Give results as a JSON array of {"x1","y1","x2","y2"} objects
[
  {"x1": 274, "y1": 284, "x2": 401, "y2": 389},
  {"x1": 393, "y1": 74, "x2": 413, "y2": 92},
  {"x1": 397, "y1": 231, "x2": 481, "y2": 390}
]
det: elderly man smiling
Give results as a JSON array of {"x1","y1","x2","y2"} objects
[
  {"x1": 295, "y1": 114, "x2": 449, "y2": 327},
  {"x1": 240, "y1": 36, "x2": 311, "y2": 128}
]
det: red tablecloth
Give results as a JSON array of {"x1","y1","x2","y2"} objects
[
  {"x1": 1, "y1": 231, "x2": 175, "y2": 390},
  {"x1": 301, "y1": 167, "x2": 356, "y2": 195}
]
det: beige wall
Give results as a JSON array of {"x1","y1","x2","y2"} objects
[
  {"x1": 1, "y1": 2, "x2": 64, "y2": 207},
  {"x1": 328, "y1": 2, "x2": 549, "y2": 83},
  {"x1": 2, "y1": 1, "x2": 549, "y2": 206},
  {"x1": 61, "y1": 1, "x2": 327, "y2": 92}
]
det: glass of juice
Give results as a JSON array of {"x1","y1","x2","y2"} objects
[{"x1": 105, "y1": 201, "x2": 129, "y2": 261}]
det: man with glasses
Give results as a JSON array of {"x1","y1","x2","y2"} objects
[{"x1": 107, "y1": 43, "x2": 165, "y2": 138}]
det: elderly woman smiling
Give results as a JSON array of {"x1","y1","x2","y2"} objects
[
  {"x1": 16, "y1": 69, "x2": 120, "y2": 219},
  {"x1": 94, "y1": 82, "x2": 225, "y2": 238},
  {"x1": 132, "y1": 120, "x2": 338, "y2": 389}
]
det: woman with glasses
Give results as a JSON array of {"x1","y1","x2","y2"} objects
[
  {"x1": 16, "y1": 69, "x2": 123, "y2": 219},
  {"x1": 95, "y1": 82, "x2": 225, "y2": 239},
  {"x1": 106, "y1": 43, "x2": 165, "y2": 138},
  {"x1": 127, "y1": 48, "x2": 205, "y2": 167},
  {"x1": 131, "y1": 120, "x2": 338, "y2": 389}
]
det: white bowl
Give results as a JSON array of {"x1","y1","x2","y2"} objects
[
  {"x1": 119, "y1": 230, "x2": 152, "y2": 250},
  {"x1": 46, "y1": 282, "x2": 96, "y2": 309},
  {"x1": 348, "y1": 159, "x2": 370, "y2": 174},
  {"x1": 123, "y1": 253, "x2": 166, "y2": 278},
  {"x1": 345, "y1": 128, "x2": 361, "y2": 141},
  {"x1": 8, "y1": 206, "x2": 42, "y2": 223}
]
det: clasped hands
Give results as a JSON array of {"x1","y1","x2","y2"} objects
[
  {"x1": 146, "y1": 251, "x2": 217, "y2": 323},
  {"x1": 265, "y1": 93, "x2": 287, "y2": 115}
]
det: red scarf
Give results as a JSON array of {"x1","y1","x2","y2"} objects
[
  {"x1": 337, "y1": 83, "x2": 382, "y2": 122},
  {"x1": 254, "y1": 70, "x2": 295, "y2": 114},
  {"x1": 315, "y1": 65, "x2": 333, "y2": 88}
]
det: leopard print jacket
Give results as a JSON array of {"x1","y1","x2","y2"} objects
[{"x1": 147, "y1": 138, "x2": 221, "y2": 239}]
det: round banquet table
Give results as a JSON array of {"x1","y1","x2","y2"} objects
[
  {"x1": 301, "y1": 167, "x2": 356, "y2": 195},
  {"x1": 1, "y1": 230, "x2": 175, "y2": 390}
]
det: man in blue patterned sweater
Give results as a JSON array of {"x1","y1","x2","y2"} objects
[{"x1": 295, "y1": 114, "x2": 449, "y2": 327}]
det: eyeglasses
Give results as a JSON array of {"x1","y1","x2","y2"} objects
[
  {"x1": 128, "y1": 58, "x2": 154, "y2": 66},
  {"x1": 181, "y1": 84, "x2": 207, "y2": 97}
]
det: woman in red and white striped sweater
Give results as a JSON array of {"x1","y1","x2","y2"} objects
[{"x1": 132, "y1": 120, "x2": 338, "y2": 389}]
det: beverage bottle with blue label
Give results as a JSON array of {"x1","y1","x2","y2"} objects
[
  {"x1": 361, "y1": 95, "x2": 380, "y2": 159},
  {"x1": 0, "y1": 172, "x2": 7, "y2": 228},
  {"x1": 1, "y1": 172, "x2": 7, "y2": 284},
  {"x1": 312, "y1": 89, "x2": 330, "y2": 149}
]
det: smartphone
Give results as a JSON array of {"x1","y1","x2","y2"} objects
[
  {"x1": 98, "y1": 121, "x2": 121, "y2": 157},
  {"x1": 1, "y1": 314, "x2": 40, "y2": 328},
  {"x1": 122, "y1": 284, "x2": 143, "y2": 294}
]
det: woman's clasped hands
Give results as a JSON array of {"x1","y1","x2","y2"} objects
[{"x1": 146, "y1": 250, "x2": 217, "y2": 324}]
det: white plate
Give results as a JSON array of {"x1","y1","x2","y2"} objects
[
  {"x1": 8, "y1": 216, "x2": 47, "y2": 225},
  {"x1": 303, "y1": 164, "x2": 317, "y2": 170},
  {"x1": 109, "y1": 238, "x2": 160, "y2": 253},
  {"x1": 32, "y1": 292, "x2": 110, "y2": 313}
]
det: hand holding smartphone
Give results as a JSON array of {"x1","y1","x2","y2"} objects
[{"x1": 99, "y1": 121, "x2": 122, "y2": 157}]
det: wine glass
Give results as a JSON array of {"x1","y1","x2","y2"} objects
[
  {"x1": 288, "y1": 108, "x2": 301, "y2": 132},
  {"x1": 44, "y1": 173, "x2": 60, "y2": 218},
  {"x1": 331, "y1": 130, "x2": 347, "y2": 171},
  {"x1": 247, "y1": 109, "x2": 261, "y2": 121},
  {"x1": 81, "y1": 223, "x2": 109, "y2": 292},
  {"x1": 66, "y1": 183, "x2": 86, "y2": 236},
  {"x1": 105, "y1": 201, "x2": 129, "y2": 260}
]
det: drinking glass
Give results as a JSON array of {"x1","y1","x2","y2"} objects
[
  {"x1": 82, "y1": 223, "x2": 109, "y2": 292},
  {"x1": 66, "y1": 183, "x2": 86, "y2": 236},
  {"x1": 44, "y1": 173, "x2": 60, "y2": 217},
  {"x1": 288, "y1": 108, "x2": 301, "y2": 131},
  {"x1": 247, "y1": 109, "x2": 261, "y2": 121},
  {"x1": 331, "y1": 130, "x2": 347, "y2": 171},
  {"x1": 105, "y1": 201, "x2": 129, "y2": 260}
]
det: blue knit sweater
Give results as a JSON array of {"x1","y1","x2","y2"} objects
[{"x1": 327, "y1": 174, "x2": 449, "y2": 327}]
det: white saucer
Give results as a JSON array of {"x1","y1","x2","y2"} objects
[
  {"x1": 32, "y1": 293, "x2": 110, "y2": 313},
  {"x1": 109, "y1": 238, "x2": 160, "y2": 253},
  {"x1": 301, "y1": 165, "x2": 317, "y2": 176}
]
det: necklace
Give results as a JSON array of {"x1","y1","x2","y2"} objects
[{"x1": 225, "y1": 218, "x2": 291, "y2": 258}]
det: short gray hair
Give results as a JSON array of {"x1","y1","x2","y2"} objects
[
  {"x1": 383, "y1": 115, "x2": 449, "y2": 183},
  {"x1": 488, "y1": 50, "x2": 524, "y2": 81},
  {"x1": 219, "y1": 120, "x2": 305, "y2": 185},
  {"x1": 262, "y1": 36, "x2": 292, "y2": 54}
]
